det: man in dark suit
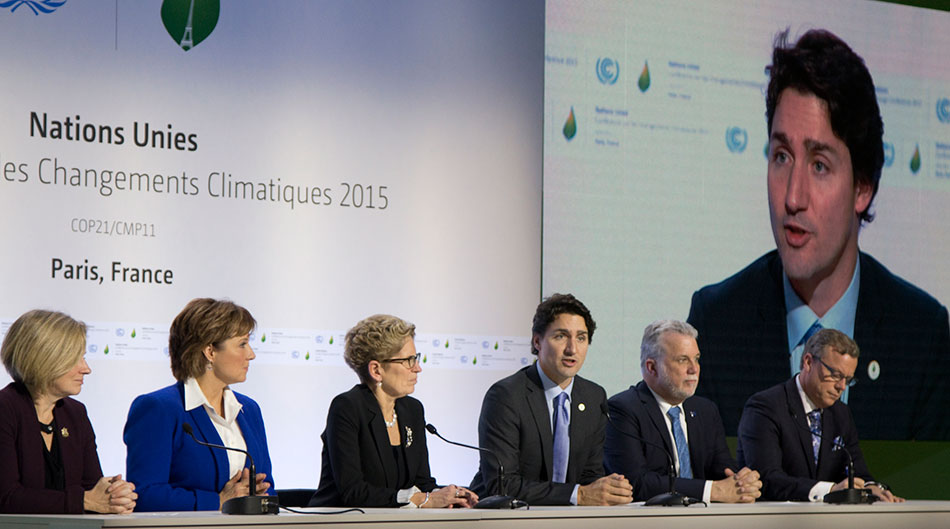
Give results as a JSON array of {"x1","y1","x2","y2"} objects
[
  {"x1": 737, "y1": 329, "x2": 902, "y2": 502},
  {"x1": 470, "y1": 294, "x2": 633, "y2": 505},
  {"x1": 687, "y1": 28, "x2": 950, "y2": 440},
  {"x1": 605, "y1": 320, "x2": 761, "y2": 503}
]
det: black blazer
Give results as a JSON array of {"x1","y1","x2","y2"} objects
[
  {"x1": 736, "y1": 377, "x2": 871, "y2": 501},
  {"x1": 469, "y1": 364, "x2": 606, "y2": 505},
  {"x1": 0, "y1": 382, "x2": 103, "y2": 514},
  {"x1": 688, "y1": 250, "x2": 950, "y2": 440},
  {"x1": 604, "y1": 381, "x2": 737, "y2": 500},
  {"x1": 309, "y1": 385, "x2": 437, "y2": 507}
]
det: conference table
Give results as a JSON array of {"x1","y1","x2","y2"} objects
[{"x1": 3, "y1": 501, "x2": 949, "y2": 529}]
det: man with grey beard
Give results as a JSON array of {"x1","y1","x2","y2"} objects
[{"x1": 604, "y1": 320, "x2": 761, "y2": 503}]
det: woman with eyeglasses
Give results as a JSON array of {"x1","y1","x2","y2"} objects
[{"x1": 309, "y1": 314, "x2": 477, "y2": 508}]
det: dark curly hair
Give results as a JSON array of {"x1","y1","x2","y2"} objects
[
  {"x1": 766, "y1": 28, "x2": 884, "y2": 224},
  {"x1": 530, "y1": 293, "x2": 596, "y2": 355}
]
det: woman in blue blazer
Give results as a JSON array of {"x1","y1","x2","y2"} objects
[
  {"x1": 123, "y1": 298, "x2": 274, "y2": 511},
  {"x1": 309, "y1": 314, "x2": 477, "y2": 508}
]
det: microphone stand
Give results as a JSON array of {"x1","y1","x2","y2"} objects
[
  {"x1": 601, "y1": 403, "x2": 701, "y2": 506},
  {"x1": 182, "y1": 423, "x2": 279, "y2": 514},
  {"x1": 425, "y1": 424, "x2": 526, "y2": 509}
]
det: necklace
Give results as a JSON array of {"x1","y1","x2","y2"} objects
[
  {"x1": 384, "y1": 410, "x2": 398, "y2": 428},
  {"x1": 39, "y1": 420, "x2": 54, "y2": 434}
]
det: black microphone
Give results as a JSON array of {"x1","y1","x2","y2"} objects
[
  {"x1": 601, "y1": 402, "x2": 703, "y2": 506},
  {"x1": 786, "y1": 407, "x2": 876, "y2": 505},
  {"x1": 424, "y1": 423, "x2": 526, "y2": 509},
  {"x1": 181, "y1": 422, "x2": 278, "y2": 514}
]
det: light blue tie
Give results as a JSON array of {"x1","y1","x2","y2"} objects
[
  {"x1": 807, "y1": 409, "x2": 822, "y2": 466},
  {"x1": 667, "y1": 406, "x2": 692, "y2": 479},
  {"x1": 791, "y1": 320, "x2": 823, "y2": 375},
  {"x1": 552, "y1": 392, "x2": 570, "y2": 483}
]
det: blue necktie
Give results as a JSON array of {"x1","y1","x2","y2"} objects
[
  {"x1": 552, "y1": 392, "x2": 570, "y2": 483},
  {"x1": 667, "y1": 406, "x2": 692, "y2": 479},
  {"x1": 807, "y1": 409, "x2": 822, "y2": 466}
]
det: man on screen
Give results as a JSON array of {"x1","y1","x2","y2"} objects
[
  {"x1": 737, "y1": 329, "x2": 902, "y2": 502},
  {"x1": 604, "y1": 320, "x2": 761, "y2": 503},
  {"x1": 469, "y1": 293, "x2": 633, "y2": 505},
  {"x1": 687, "y1": 29, "x2": 950, "y2": 440}
]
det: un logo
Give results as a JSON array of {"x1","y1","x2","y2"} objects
[
  {"x1": 883, "y1": 142, "x2": 895, "y2": 167},
  {"x1": 937, "y1": 98, "x2": 950, "y2": 124},
  {"x1": 596, "y1": 57, "x2": 619, "y2": 85},
  {"x1": 726, "y1": 127, "x2": 748, "y2": 153},
  {"x1": 1, "y1": 0, "x2": 65, "y2": 15}
]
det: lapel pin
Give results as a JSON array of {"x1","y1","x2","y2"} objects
[
  {"x1": 868, "y1": 360, "x2": 880, "y2": 381},
  {"x1": 405, "y1": 426, "x2": 413, "y2": 447},
  {"x1": 577, "y1": 403, "x2": 586, "y2": 412},
  {"x1": 689, "y1": 411, "x2": 695, "y2": 418},
  {"x1": 60, "y1": 427, "x2": 69, "y2": 438}
]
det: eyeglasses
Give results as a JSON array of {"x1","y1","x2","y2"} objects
[
  {"x1": 816, "y1": 356, "x2": 857, "y2": 387},
  {"x1": 381, "y1": 353, "x2": 421, "y2": 369}
]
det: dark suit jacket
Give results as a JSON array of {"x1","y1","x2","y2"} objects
[
  {"x1": 124, "y1": 382, "x2": 275, "y2": 511},
  {"x1": 469, "y1": 364, "x2": 607, "y2": 505},
  {"x1": 736, "y1": 377, "x2": 871, "y2": 501},
  {"x1": 0, "y1": 382, "x2": 103, "y2": 514},
  {"x1": 604, "y1": 381, "x2": 736, "y2": 500},
  {"x1": 688, "y1": 250, "x2": 950, "y2": 440},
  {"x1": 309, "y1": 385, "x2": 437, "y2": 507}
]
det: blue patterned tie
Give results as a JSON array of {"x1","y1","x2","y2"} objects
[
  {"x1": 667, "y1": 406, "x2": 692, "y2": 479},
  {"x1": 807, "y1": 409, "x2": 822, "y2": 466},
  {"x1": 552, "y1": 392, "x2": 570, "y2": 483}
]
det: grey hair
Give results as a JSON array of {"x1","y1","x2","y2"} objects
[{"x1": 640, "y1": 320, "x2": 698, "y2": 369}]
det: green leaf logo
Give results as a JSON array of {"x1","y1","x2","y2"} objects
[
  {"x1": 305, "y1": 352, "x2": 310, "y2": 360},
  {"x1": 638, "y1": 61, "x2": 651, "y2": 93},
  {"x1": 444, "y1": 340, "x2": 449, "y2": 349},
  {"x1": 563, "y1": 107, "x2": 577, "y2": 141},
  {"x1": 161, "y1": 0, "x2": 220, "y2": 51},
  {"x1": 910, "y1": 143, "x2": 921, "y2": 174},
  {"x1": 329, "y1": 336, "x2": 334, "y2": 345},
  {"x1": 104, "y1": 345, "x2": 109, "y2": 355},
  {"x1": 131, "y1": 329, "x2": 137, "y2": 338},
  {"x1": 261, "y1": 333, "x2": 266, "y2": 343},
  {"x1": 473, "y1": 356, "x2": 477, "y2": 365},
  {"x1": 494, "y1": 342, "x2": 499, "y2": 350},
  {"x1": 423, "y1": 354, "x2": 428, "y2": 363}
]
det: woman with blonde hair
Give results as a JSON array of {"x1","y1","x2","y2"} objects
[
  {"x1": 0, "y1": 310, "x2": 137, "y2": 514},
  {"x1": 309, "y1": 314, "x2": 477, "y2": 508}
]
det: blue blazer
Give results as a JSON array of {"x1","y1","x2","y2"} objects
[{"x1": 123, "y1": 381, "x2": 274, "y2": 511}]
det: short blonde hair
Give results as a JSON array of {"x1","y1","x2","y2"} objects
[
  {"x1": 169, "y1": 298, "x2": 256, "y2": 381},
  {"x1": 344, "y1": 314, "x2": 416, "y2": 385},
  {"x1": 1, "y1": 310, "x2": 87, "y2": 396}
]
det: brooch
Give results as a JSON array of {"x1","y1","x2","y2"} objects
[
  {"x1": 405, "y1": 426, "x2": 413, "y2": 447},
  {"x1": 61, "y1": 427, "x2": 69, "y2": 438}
]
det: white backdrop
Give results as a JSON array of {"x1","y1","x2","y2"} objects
[{"x1": 0, "y1": 0, "x2": 544, "y2": 488}]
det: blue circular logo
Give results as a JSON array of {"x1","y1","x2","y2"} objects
[
  {"x1": 115, "y1": 328, "x2": 125, "y2": 337},
  {"x1": 88, "y1": 344, "x2": 98, "y2": 353},
  {"x1": 292, "y1": 351, "x2": 300, "y2": 359},
  {"x1": 883, "y1": 142, "x2": 895, "y2": 167},
  {"x1": 460, "y1": 355, "x2": 469, "y2": 364},
  {"x1": 937, "y1": 98, "x2": 950, "y2": 124},
  {"x1": 315, "y1": 335, "x2": 323, "y2": 344},
  {"x1": 726, "y1": 127, "x2": 748, "y2": 153},
  {"x1": 596, "y1": 57, "x2": 619, "y2": 85},
  {"x1": 432, "y1": 339, "x2": 440, "y2": 347}
]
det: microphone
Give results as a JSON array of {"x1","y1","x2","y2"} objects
[
  {"x1": 424, "y1": 423, "x2": 526, "y2": 509},
  {"x1": 786, "y1": 407, "x2": 876, "y2": 505},
  {"x1": 601, "y1": 402, "x2": 702, "y2": 506},
  {"x1": 181, "y1": 423, "x2": 278, "y2": 514}
]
